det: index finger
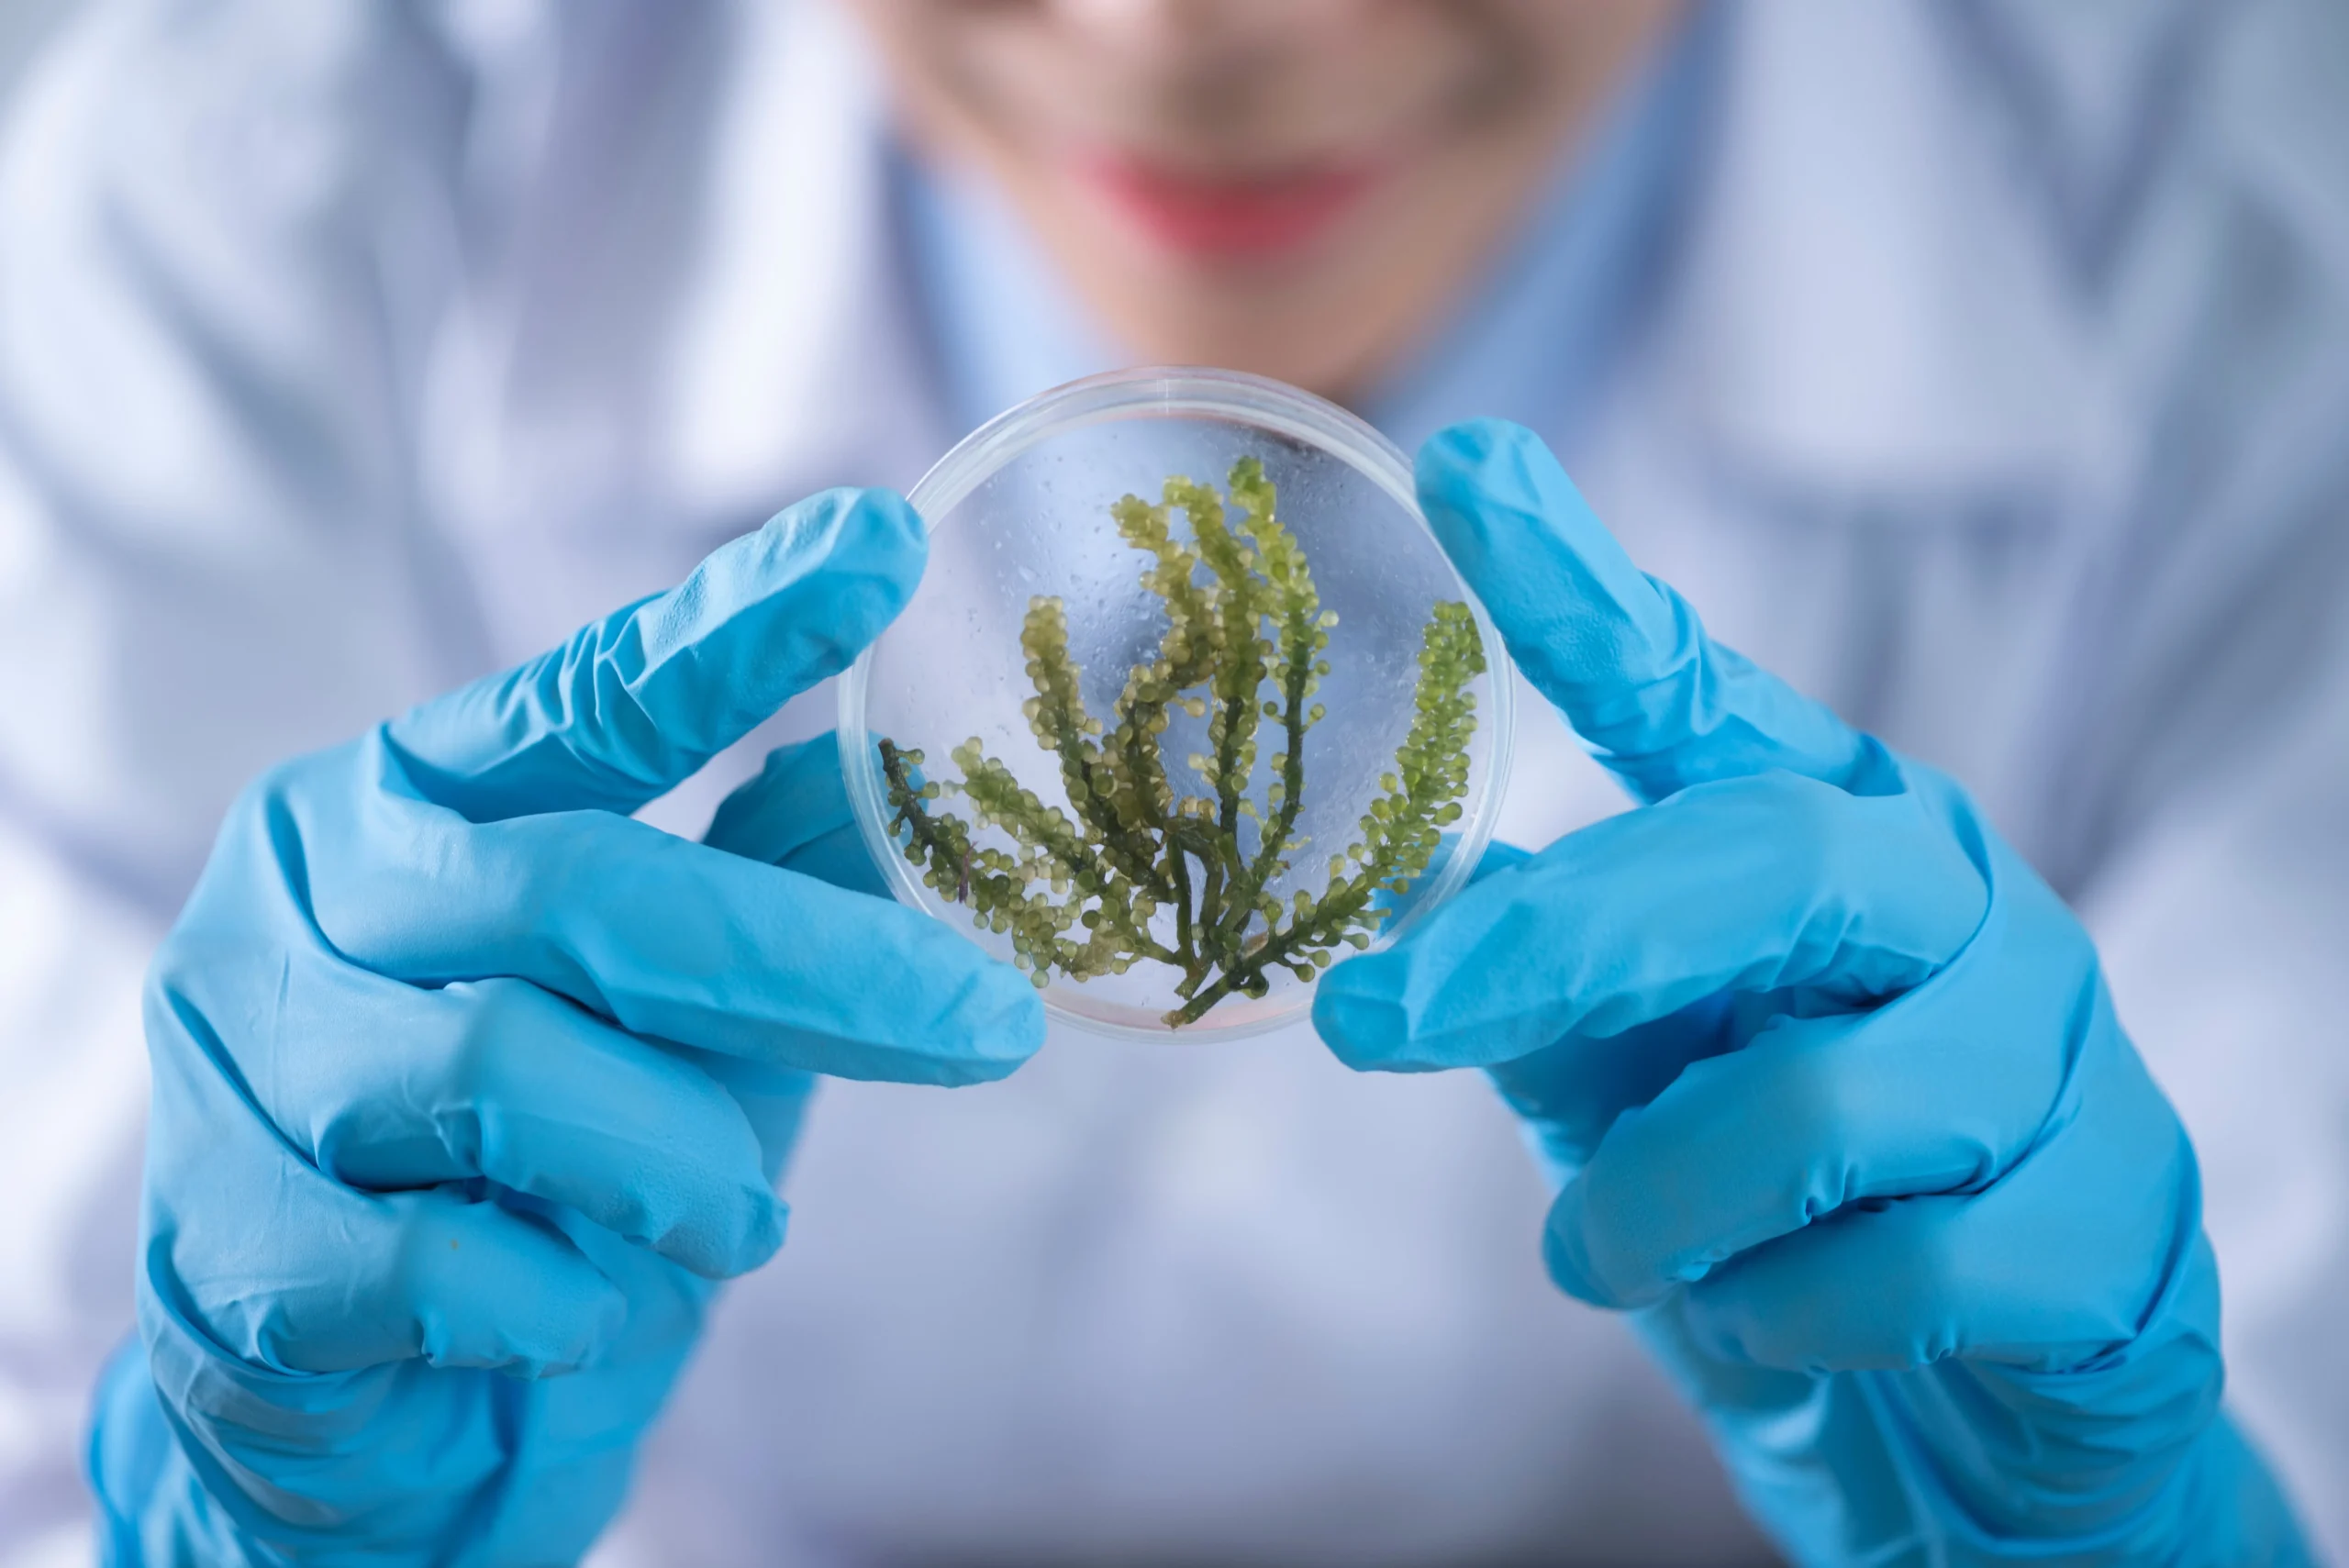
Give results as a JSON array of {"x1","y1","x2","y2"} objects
[
  {"x1": 1416, "y1": 420, "x2": 1881, "y2": 803},
  {"x1": 289, "y1": 761, "x2": 1044, "y2": 1085},
  {"x1": 388, "y1": 487, "x2": 926, "y2": 822},
  {"x1": 1314, "y1": 771, "x2": 1987, "y2": 1071}
]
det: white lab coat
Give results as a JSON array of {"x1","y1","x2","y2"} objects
[{"x1": 2, "y1": 2, "x2": 2345, "y2": 1563}]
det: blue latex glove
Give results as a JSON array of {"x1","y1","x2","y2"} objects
[
  {"x1": 87, "y1": 490, "x2": 1043, "y2": 1566},
  {"x1": 1316, "y1": 421, "x2": 2313, "y2": 1564}
]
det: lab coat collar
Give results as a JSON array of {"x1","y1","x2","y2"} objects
[
  {"x1": 675, "y1": 1, "x2": 2252, "y2": 533},
  {"x1": 1641, "y1": 0, "x2": 2141, "y2": 521},
  {"x1": 658, "y1": 0, "x2": 951, "y2": 518}
]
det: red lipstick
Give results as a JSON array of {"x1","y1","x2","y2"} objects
[{"x1": 1081, "y1": 155, "x2": 1384, "y2": 261}]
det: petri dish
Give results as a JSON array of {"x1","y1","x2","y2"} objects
[{"x1": 840, "y1": 366, "x2": 1515, "y2": 1040}]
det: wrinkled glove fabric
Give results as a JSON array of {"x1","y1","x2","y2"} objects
[
  {"x1": 1316, "y1": 420, "x2": 2313, "y2": 1565},
  {"x1": 88, "y1": 490, "x2": 1043, "y2": 1567}
]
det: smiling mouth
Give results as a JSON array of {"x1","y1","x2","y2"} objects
[{"x1": 1077, "y1": 154, "x2": 1387, "y2": 261}]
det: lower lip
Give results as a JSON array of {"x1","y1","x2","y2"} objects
[{"x1": 1079, "y1": 156, "x2": 1386, "y2": 261}]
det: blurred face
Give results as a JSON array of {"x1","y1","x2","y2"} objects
[{"x1": 844, "y1": 0, "x2": 1686, "y2": 399}]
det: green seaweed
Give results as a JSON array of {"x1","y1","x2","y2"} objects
[{"x1": 882, "y1": 457, "x2": 1484, "y2": 1028}]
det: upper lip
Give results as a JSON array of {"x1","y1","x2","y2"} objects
[{"x1": 1079, "y1": 152, "x2": 1386, "y2": 253}]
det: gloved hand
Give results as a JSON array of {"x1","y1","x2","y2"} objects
[
  {"x1": 87, "y1": 490, "x2": 1044, "y2": 1567},
  {"x1": 1315, "y1": 421, "x2": 2314, "y2": 1564}
]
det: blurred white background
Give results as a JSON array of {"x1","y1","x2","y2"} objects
[
  {"x1": 6, "y1": 12, "x2": 95, "y2": 1568},
  {"x1": 0, "y1": 0, "x2": 83, "y2": 114}
]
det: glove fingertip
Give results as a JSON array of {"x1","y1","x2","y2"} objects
[
  {"x1": 734, "y1": 485, "x2": 929, "y2": 664},
  {"x1": 1310, "y1": 962, "x2": 1416, "y2": 1072},
  {"x1": 824, "y1": 945, "x2": 1047, "y2": 1086},
  {"x1": 1414, "y1": 417, "x2": 1588, "y2": 547},
  {"x1": 1541, "y1": 1184, "x2": 1641, "y2": 1311},
  {"x1": 932, "y1": 963, "x2": 1049, "y2": 1084},
  {"x1": 1412, "y1": 421, "x2": 1682, "y2": 708},
  {"x1": 1415, "y1": 416, "x2": 1546, "y2": 484},
  {"x1": 1542, "y1": 1211, "x2": 1602, "y2": 1305},
  {"x1": 697, "y1": 1189, "x2": 790, "y2": 1280},
  {"x1": 793, "y1": 484, "x2": 928, "y2": 594}
]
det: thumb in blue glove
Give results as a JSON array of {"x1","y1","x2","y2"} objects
[
  {"x1": 90, "y1": 489, "x2": 1043, "y2": 1567},
  {"x1": 1315, "y1": 420, "x2": 2314, "y2": 1564}
]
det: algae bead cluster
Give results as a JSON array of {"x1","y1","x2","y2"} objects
[{"x1": 881, "y1": 458, "x2": 1484, "y2": 1028}]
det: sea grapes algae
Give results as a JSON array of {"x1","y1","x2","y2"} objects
[{"x1": 882, "y1": 459, "x2": 1484, "y2": 1028}]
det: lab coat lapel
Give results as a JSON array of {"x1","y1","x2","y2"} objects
[
  {"x1": 678, "y1": 0, "x2": 2156, "y2": 544},
  {"x1": 658, "y1": 0, "x2": 947, "y2": 522},
  {"x1": 1646, "y1": 0, "x2": 2132, "y2": 527},
  {"x1": 416, "y1": 0, "x2": 944, "y2": 673}
]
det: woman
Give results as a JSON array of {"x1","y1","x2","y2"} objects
[{"x1": 1, "y1": 1, "x2": 2342, "y2": 1562}]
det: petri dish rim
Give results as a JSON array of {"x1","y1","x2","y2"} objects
[{"x1": 838, "y1": 364, "x2": 1518, "y2": 1041}]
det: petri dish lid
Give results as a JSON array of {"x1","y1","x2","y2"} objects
[{"x1": 840, "y1": 366, "x2": 1515, "y2": 1040}]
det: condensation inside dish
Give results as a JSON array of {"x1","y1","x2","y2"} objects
[{"x1": 860, "y1": 413, "x2": 1501, "y2": 1034}]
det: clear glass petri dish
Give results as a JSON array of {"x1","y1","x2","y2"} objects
[{"x1": 840, "y1": 366, "x2": 1516, "y2": 1040}]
